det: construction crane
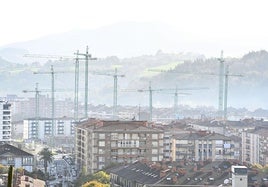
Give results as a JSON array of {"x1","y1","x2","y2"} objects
[
  {"x1": 24, "y1": 54, "x2": 75, "y2": 61},
  {"x1": 92, "y1": 68, "x2": 125, "y2": 119},
  {"x1": 216, "y1": 52, "x2": 243, "y2": 120},
  {"x1": 160, "y1": 87, "x2": 191, "y2": 119},
  {"x1": 218, "y1": 51, "x2": 225, "y2": 118},
  {"x1": 22, "y1": 83, "x2": 41, "y2": 138},
  {"x1": 133, "y1": 82, "x2": 208, "y2": 121},
  {"x1": 23, "y1": 83, "x2": 73, "y2": 140},
  {"x1": 33, "y1": 65, "x2": 73, "y2": 145},
  {"x1": 74, "y1": 51, "x2": 80, "y2": 121},
  {"x1": 148, "y1": 54, "x2": 242, "y2": 120},
  {"x1": 24, "y1": 51, "x2": 89, "y2": 122},
  {"x1": 74, "y1": 46, "x2": 97, "y2": 118}
]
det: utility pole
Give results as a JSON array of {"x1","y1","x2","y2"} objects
[{"x1": 75, "y1": 46, "x2": 97, "y2": 118}]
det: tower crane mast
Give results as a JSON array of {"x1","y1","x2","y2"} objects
[
  {"x1": 149, "y1": 52, "x2": 243, "y2": 120},
  {"x1": 218, "y1": 51, "x2": 225, "y2": 117},
  {"x1": 23, "y1": 83, "x2": 52, "y2": 139},
  {"x1": 33, "y1": 65, "x2": 73, "y2": 145},
  {"x1": 23, "y1": 83, "x2": 41, "y2": 138},
  {"x1": 92, "y1": 68, "x2": 125, "y2": 119},
  {"x1": 134, "y1": 82, "x2": 208, "y2": 121},
  {"x1": 74, "y1": 46, "x2": 97, "y2": 119}
]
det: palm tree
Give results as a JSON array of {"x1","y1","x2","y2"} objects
[{"x1": 39, "y1": 148, "x2": 53, "y2": 176}]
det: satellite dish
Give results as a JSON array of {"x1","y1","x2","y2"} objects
[{"x1": 224, "y1": 179, "x2": 230, "y2": 184}]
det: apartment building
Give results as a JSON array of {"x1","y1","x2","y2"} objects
[
  {"x1": 172, "y1": 133, "x2": 202, "y2": 161},
  {"x1": 241, "y1": 127, "x2": 268, "y2": 165},
  {"x1": 23, "y1": 117, "x2": 75, "y2": 141},
  {"x1": 0, "y1": 101, "x2": 12, "y2": 142},
  {"x1": 13, "y1": 95, "x2": 74, "y2": 120},
  {"x1": 172, "y1": 132, "x2": 239, "y2": 162},
  {"x1": 75, "y1": 119, "x2": 164, "y2": 174}
]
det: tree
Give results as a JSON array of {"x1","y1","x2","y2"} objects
[
  {"x1": 82, "y1": 180, "x2": 105, "y2": 187},
  {"x1": 39, "y1": 148, "x2": 53, "y2": 175},
  {"x1": 77, "y1": 171, "x2": 110, "y2": 187},
  {"x1": 93, "y1": 171, "x2": 110, "y2": 184}
]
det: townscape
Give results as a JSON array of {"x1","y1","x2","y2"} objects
[
  {"x1": 0, "y1": 47, "x2": 267, "y2": 187},
  {"x1": 1, "y1": 1, "x2": 268, "y2": 187}
]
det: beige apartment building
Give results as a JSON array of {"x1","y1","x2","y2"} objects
[
  {"x1": 75, "y1": 119, "x2": 164, "y2": 174},
  {"x1": 172, "y1": 132, "x2": 239, "y2": 162}
]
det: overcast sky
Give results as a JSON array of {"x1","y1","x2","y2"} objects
[{"x1": 1, "y1": 0, "x2": 268, "y2": 57}]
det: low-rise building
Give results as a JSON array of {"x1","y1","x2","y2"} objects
[
  {"x1": 110, "y1": 161, "x2": 162, "y2": 187},
  {"x1": 0, "y1": 144, "x2": 34, "y2": 172}
]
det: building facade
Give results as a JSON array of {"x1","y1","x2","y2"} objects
[
  {"x1": 0, "y1": 101, "x2": 12, "y2": 142},
  {"x1": 75, "y1": 119, "x2": 164, "y2": 174},
  {"x1": 23, "y1": 117, "x2": 75, "y2": 141},
  {"x1": 172, "y1": 132, "x2": 239, "y2": 162},
  {"x1": 241, "y1": 127, "x2": 268, "y2": 165},
  {"x1": 0, "y1": 144, "x2": 34, "y2": 172}
]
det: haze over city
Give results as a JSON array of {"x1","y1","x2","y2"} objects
[
  {"x1": 0, "y1": 1, "x2": 268, "y2": 187},
  {"x1": 1, "y1": 0, "x2": 268, "y2": 57}
]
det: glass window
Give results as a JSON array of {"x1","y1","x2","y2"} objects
[
  {"x1": 99, "y1": 133, "x2": 105, "y2": 139},
  {"x1": 99, "y1": 141, "x2": 105, "y2": 147},
  {"x1": 152, "y1": 134, "x2": 158, "y2": 139}
]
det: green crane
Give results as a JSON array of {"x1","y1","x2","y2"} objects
[
  {"x1": 148, "y1": 55, "x2": 242, "y2": 121},
  {"x1": 92, "y1": 68, "x2": 125, "y2": 119},
  {"x1": 33, "y1": 66, "x2": 71, "y2": 145},
  {"x1": 218, "y1": 51, "x2": 225, "y2": 118},
  {"x1": 136, "y1": 82, "x2": 207, "y2": 121},
  {"x1": 74, "y1": 51, "x2": 80, "y2": 121},
  {"x1": 23, "y1": 83, "x2": 41, "y2": 138},
  {"x1": 74, "y1": 46, "x2": 97, "y2": 119},
  {"x1": 34, "y1": 66, "x2": 55, "y2": 143}
]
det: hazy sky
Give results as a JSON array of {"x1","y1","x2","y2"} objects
[{"x1": 1, "y1": 0, "x2": 268, "y2": 57}]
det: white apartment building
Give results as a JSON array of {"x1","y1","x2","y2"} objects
[
  {"x1": 241, "y1": 127, "x2": 268, "y2": 165},
  {"x1": 0, "y1": 101, "x2": 12, "y2": 142},
  {"x1": 23, "y1": 117, "x2": 75, "y2": 141}
]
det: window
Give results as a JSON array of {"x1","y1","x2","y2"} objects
[
  {"x1": 132, "y1": 134, "x2": 138, "y2": 139},
  {"x1": 99, "y1": 157, "x2": 104, "y2": 162},
  {"x1": 99, "y1": 133, "x2": 105, "y2": 139},
  {"x1": 152, "y1": 141, "x2": 158, "y2": 147},
  {"x1": 99, "y1": 141, "x2": 105, "y2": 147},
  {"x1": 152, "y1": 134, "x2": 158, "y2": 139},
  {"x1": 111, "y1": 133, "x2": 118, "y2": 140}
]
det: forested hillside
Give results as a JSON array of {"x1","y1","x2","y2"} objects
[{"x1": 0, "y1": 50, "x2": 267, "y2": 109}]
